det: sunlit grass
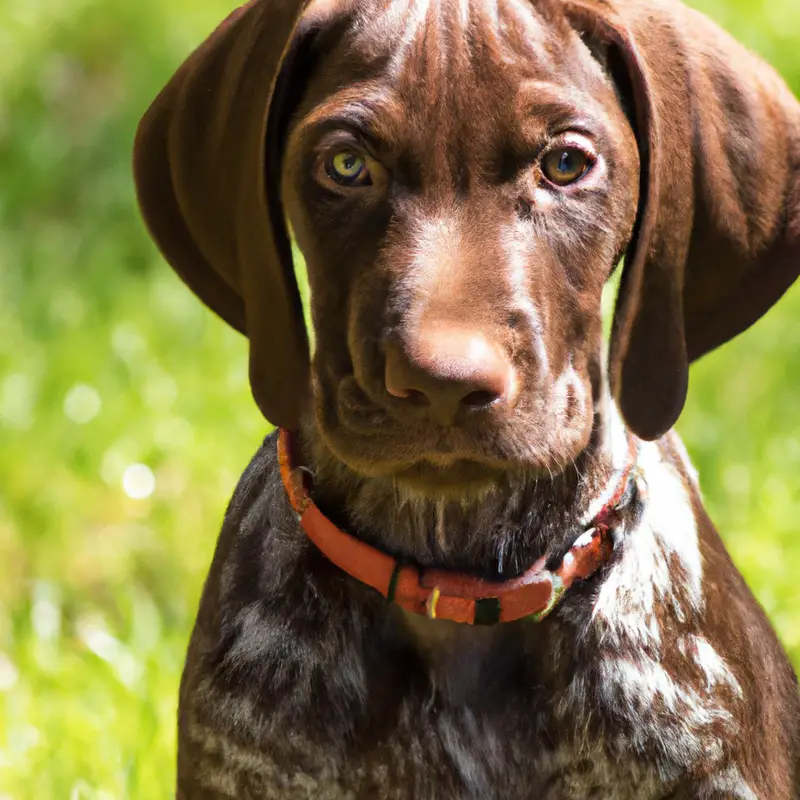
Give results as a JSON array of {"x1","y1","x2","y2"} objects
[{"x1": 0, "y1": 0, "x2": 797, "y2": 796}]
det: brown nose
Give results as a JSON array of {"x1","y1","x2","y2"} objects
[{"x1": 384, "y1": 327, "x2": 514, "y2": 424}]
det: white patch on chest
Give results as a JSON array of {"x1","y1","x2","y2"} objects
[
  {"x1": 591, "y1": 435, "x2": 703, "y2": 650},
  {"x1": 596, "y1": 654, "x2": 733, "y2": 750},
  {"x1": 703, "y1": 765, "x2": 758, "y2": 799},
  {"x1": 678, "y1": 634, "x2": 743, "y2": 698},
  {"x1": 556, "y1": 430, "x2": 748, "y2": 777}
]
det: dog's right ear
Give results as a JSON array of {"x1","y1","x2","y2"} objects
[{"x1": 133, "y1": 0, "x2": 351, "y2": 429}]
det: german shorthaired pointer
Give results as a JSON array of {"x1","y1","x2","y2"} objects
[{"x1": 134, "y1": 0, "x2": 800, "y2": 796}]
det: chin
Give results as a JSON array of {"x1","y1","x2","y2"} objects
[{"x1": 391, "y1": 459, "x2": 509, "y2": 500}]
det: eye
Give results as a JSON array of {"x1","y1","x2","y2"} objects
[
  {"x1": 541, "y1": 146, "x2": 593, "y2": 187},
  {"x1": 325, "y1": 150, "x2": 372, "y2": 187}
]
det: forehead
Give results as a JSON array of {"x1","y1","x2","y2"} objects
[
  {"x1": 348, "y1": 0, "x2": 562, "y2": 75},
  {"x1": 299, "y1": 0, "x2": 612, "y2": 138}
]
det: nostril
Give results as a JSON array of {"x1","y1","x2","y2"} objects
[
  {"x1": 405, "y1": 388, "x2": 430, "y2": 407},
  {"x1": 462, "y1": 389, "x2": 501, "y2": 409}
]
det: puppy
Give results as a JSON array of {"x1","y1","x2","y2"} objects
[{"x1": 134, "y1": 0, "x2": 800, "y2": 796}]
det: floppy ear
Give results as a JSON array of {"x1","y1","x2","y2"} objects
[
  {"x1": 566, "y1": 0, "x2": 800, "y2": 440},
  {"x1": 133, "y1": 0, "x2": 347, "y2": 428}
]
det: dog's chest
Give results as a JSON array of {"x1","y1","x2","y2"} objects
[
  {"x1": 186, "y1": 603, "x2": 738, "y2": 800},
  {"x1": 181, "y1": 437, "x2": 744, "y2": 798},
  {"x1": 334, "y1": 696, "x2": 663, "y2": 800},
  {"x1": 187, "y1": 650, "x2": 670, "y2": 800}
]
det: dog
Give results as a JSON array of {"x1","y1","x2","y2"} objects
[{"x1": 133, "y1": 0, "x2": 800, "y2": 796}]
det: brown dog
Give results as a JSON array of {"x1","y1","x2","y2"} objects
[{"x1": 134, "y1": 0, "x2": 800, "y2": 796}]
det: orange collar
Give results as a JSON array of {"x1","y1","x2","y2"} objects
[{"x1": 278, "y1": 430, "x2": 638, "y2": 625}]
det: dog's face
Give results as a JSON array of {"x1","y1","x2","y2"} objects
[
  {"x1": 135, "y1": 0, "x2": 799, "y2": 510},
  {"x1": 283, "y1": 0, "x2": 640, "y2": 493}
]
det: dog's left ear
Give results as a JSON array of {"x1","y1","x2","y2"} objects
[
  {"x1": 566, "y1": 0, "x2": 800, "y2": 440},
  {"x1": 133, "y1": 0, "x2": 350, "y2": 429}
]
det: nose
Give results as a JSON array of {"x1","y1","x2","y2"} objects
[{"x1": 384, "y1": 326, "x2": 514, "y2": 424}]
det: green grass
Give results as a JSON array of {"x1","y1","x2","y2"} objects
[{"x1": 0, "y1": 0, "x2": 798, "y2": 796}]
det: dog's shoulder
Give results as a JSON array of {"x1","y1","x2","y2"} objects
[
  {"x1": 176, "y1": 433, "x2": 416, "y2": 797},
  {"x1": 562, "y1": 431, "x2": 800, "y2": 798}
]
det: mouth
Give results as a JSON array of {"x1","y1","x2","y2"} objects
[
  {"x1": 317, "y1": 403, "x2": 582, "y2": 490},
  {"x1": 316, "y1": 377, "x2": 593, "y2": 491}
]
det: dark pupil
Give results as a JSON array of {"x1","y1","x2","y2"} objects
[
  {"x1": 343, "y1": 154, "x2": 359, "y2": 172},
  {"x1": 558, "y1": 151, "x2": 579, "y2": 174}
]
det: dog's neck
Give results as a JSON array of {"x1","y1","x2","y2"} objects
[{"x1": 299, "y1": 393, "x2": 635, "y2": 581}]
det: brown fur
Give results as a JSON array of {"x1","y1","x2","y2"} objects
[{"x1": 133, "y1": 0, "x2": 800, "y2": 796}]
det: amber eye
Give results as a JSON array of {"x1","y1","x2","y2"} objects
[
  {"x1": 541, "y1": 147, "x2": 593, "y2": 186},
  {"x1": 325, "y1": 150, "x2": 372, "y2": 186}
]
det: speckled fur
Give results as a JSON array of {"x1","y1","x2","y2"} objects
[
  {"x1": 133, "y1": 0, "x2": 800, "y2": 794},
  {"x1": 176, "y1": 427, "x2": 799, "y2": 799}
]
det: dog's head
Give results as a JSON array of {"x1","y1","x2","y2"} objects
[{"x1": 135, "y1": 0, "x2": 799, "y2": 497}]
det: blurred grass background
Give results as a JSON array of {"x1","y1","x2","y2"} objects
[{"x1": 0, "y1": 0, "x2": 798, "y2": 796}]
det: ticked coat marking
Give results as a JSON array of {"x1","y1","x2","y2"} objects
[
  {"x1": 178, "y1": 421, "x2": 761, "y2": 799},
  {"x1": 132, "y1": 0, "x2": 800, "y2": 795}
]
